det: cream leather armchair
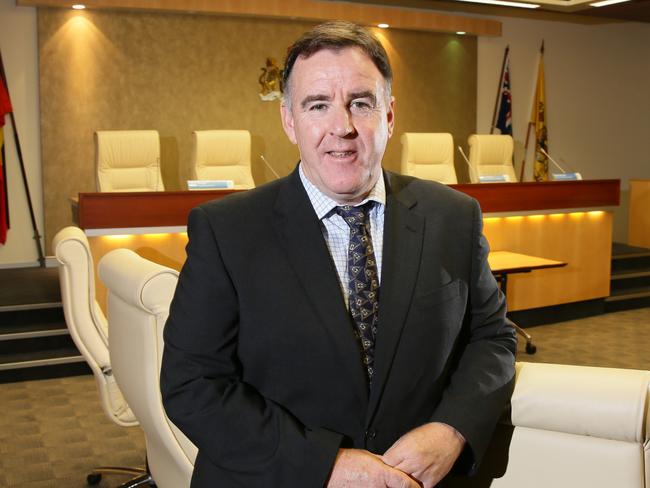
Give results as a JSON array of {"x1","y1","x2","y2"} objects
[
  {"x1": 400, "y1": 132, "x2": 457, "y2": 184},
  {"x1": 95, "y1": 130, "x2": 164, "y2": 192},
  {"x1": 190, "y1": 129, "x2": 255, "y2": 189},
  {"x1": 99, "y1": 249, "x2": 197, "y2": 488},
  {"x1": 463, "y1": 361, "x2": 650, "y2": 488},
  {"x1": 53, "y1": 226, "x2": 150, "y2": 486},
  {"x1": 467, "y1": 134, "x2": 517, "y2": 183}
]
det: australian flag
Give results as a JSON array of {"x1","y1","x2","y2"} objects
[{"x1": 495, "y1": 54, "x2": 512, "y2": 136}]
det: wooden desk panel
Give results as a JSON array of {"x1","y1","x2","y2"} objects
[
  {"x1": 450, "y1": 179, "x2": 619, "y2": 213},
  {"x1": 76, "y1": 180, "x2": 620, "y2": 230},
  {"x1": 484, "y1": 212, "x2": 612, "y2": 311},
  {"x1": 628, "y1": 180, "x2": 650, "y2": 248},
  {"x1": 77, "y1": 190, "x2": 244, "y2": 229},
  {"x1": 79, "y1": 180, "x2": 618, "y2": 314}
]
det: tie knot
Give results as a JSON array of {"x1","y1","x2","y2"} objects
[{"x1": 336, "y1": 202, "x2": 372, "y2": 229}]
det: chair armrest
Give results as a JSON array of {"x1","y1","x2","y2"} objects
[{"x1": 98, "y1": 249, "x2": 178, "y2": 315}]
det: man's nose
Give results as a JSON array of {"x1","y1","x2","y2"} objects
[{"x1": 330, "y1": 107, "x2": 355, "y2": 137}]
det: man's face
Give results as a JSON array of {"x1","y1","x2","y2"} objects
[{"x1": 281, "y1": 47, "x2": 394, "y2": 204}]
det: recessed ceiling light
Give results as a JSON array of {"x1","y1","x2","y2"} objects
[
  {"x1": 589, "y1": 0, "x2": 629, "y2": 6},
  {"x1": 377, "y1": 23, "x2": 389, "y2": 28},
  {"x1": 456, "y1": 31, "x2": 467, "y2": 35},
  {"x1": 456, "y1": 0, "x2": 540, "y2": 8},
  {"x1": 72, "y1": 4, "x2": 86, "y2": 9}
]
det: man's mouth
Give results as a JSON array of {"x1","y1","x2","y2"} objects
[{"x1": 327, "y1": 150, "x2": 356, "y2": 158}]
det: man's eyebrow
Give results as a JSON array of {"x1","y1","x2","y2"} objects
[{"x1": 300, "y1": 94, "x2": 331, "y2": 109}]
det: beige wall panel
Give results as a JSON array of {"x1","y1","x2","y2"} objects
[
  {"x1": 483, "y1": 211, "x2": 612, "y2": 311},
  {"x1": 39, "y1": 9, "x2": 476, "y2": 247}
]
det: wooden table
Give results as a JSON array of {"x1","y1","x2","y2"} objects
[{"x1": 488, "y1": 251, "x2": 568, "y2": 354}]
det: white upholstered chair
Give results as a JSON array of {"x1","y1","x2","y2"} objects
[
  {"x1": 190, "y1": 129, "x2": 255, "y2": 189},
  {"x1": 400, "y1": 132, "x2": 457, "y2": 184},
  {"x1": 99, "y1": 249, "x2": 197, "y2": 488},
  {"x1": 467, "y1": 134, "x2": 517, "y2": 183},
  {"x1": 53, "y1": 226, "x2": 151, "y2": 487},
  {"x1": 95, "y1": 130, "x2": 164, "y2": 192},
  {"x1": 462, "y1": 361, "x2": 650, "y2": 488}
]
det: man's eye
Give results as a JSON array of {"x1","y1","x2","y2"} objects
[
  {"x1": 309, "y1": 103, "x2": 327, "y2": 111},
  {"x1": 351, "y1": 100, "x2": 372, "y2": 110}
]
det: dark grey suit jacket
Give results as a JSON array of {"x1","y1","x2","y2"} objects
[{"x1": 160, "y1": 167, "x2": 517, "y2": 487}]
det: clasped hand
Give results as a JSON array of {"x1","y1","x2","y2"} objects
[{"x1": 327, "y1": 422, "x2": 465, "y2": 488}]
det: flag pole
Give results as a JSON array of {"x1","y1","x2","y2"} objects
[
  {"x1": 519, "y1": 122, "x2": 533, "y2": 182},
  {"x1": 0, "y1": 50, "x2": 45, "y2": 267},
  {"x1": 490, "y1": 45, "x2": 509, "y2": 134},
  {"x1": 519, "y1": 40, "x2": 545, "y2": 182}
]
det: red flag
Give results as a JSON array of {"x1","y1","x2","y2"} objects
[{"x1": 0, "y1": 64, "x2": 12, "y2": 244}]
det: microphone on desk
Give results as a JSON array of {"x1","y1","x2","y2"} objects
[
  {"x1": 540, "y1": 148, "x2": 582, "y2": 181},
  {"x1": 260, "y1": 154, "x2": 281, "y2": 180},
  {"x1": 457, "y1": 146, "x2": 478, "y2": 183}
]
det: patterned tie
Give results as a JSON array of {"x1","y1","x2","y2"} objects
[{"x1": 336, "y1": 203, "x2": 380, "y2": 385}]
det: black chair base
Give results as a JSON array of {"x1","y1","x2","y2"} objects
[{"x1": 86, "y1": 466, "x2": 154, "y2": 487}]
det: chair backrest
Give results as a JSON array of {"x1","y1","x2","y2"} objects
[
  {"x1": 467, "y1": 134, "x2": 517, "y2": 183},
  {"x1": 53, "y1": 226, "x2": 136, "y2": 427},
  {"x1": 95, "y1": 130, "x2": 164, "y2": 192},
  {"x1": 99, "y1": 249, "x2": 197, "y2": 488},
  {"x1": 400, "y1": 132, "x2": 457, "y2": 184},
  {"x1": 190, "y1": 129, "x2": 255, "y2": 188},
  {"x1": 485, "y1": 361, "x2": 650, "y2": 488}
]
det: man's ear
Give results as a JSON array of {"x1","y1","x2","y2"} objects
[
  {"x1": 280, "y1": 102, "x2": 297, "y2": 145},
  {"x1": 386, "y1": 96, "x2": 395, "y2": 139}
]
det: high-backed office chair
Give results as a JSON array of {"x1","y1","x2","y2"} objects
[
  {"x1": 467, "y1": 134, "x2": 517, "y2": 183},
  {"x1": 99, "y1": 249, "x2": 197, "y2": 488},
  {"x1": 491, "y1": 362, "x2": 650, "y2": 487},
  {"x1": 400, "y1": 132, "x2": 458, "y2": 184},
  {"x1": 95, "y1": 130, "x2": 164, "y2": 192},
  {"x1": 190, "y1": 129, "x2": 255, "y2": 189},
  {"x1": 53, "y1": 226, "x2": 151, "y2": 487}
]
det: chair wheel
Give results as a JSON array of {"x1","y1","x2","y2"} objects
[
  {"x1": 87, "y1": 473, "x2": 102, "y2": 485},
  {"x1": 525, "y1": 343, "x2": 537, "y2": 355}
]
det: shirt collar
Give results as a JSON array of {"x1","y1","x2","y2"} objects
[{"x1": 299, "y1": 163, "x2": 386, "y2": 220}]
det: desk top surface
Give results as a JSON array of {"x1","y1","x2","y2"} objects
[{"x1": 488, "y1": 251, "x2": 567, "y2": 275}]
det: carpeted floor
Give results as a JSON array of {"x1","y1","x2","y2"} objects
[
  {"x1": 515, "y1": 307, "x2": 650, "y2": 370},
  {"x1": 0, "y1": 376, "x2": 145, "y2": 487},
  {"x1": 0, "y1": 307, "x2": 648, "y2": 487}
]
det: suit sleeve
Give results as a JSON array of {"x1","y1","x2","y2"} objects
[
  {"x1": 160, "y1": 207, "x2": 342, "y2": 485},
  {"x1": 430, "y1": 199, "x2": 517, "y2": 472}
]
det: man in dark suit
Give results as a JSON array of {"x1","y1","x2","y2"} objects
[{"x1": 161, "y1": 21, "x2": 516, "y2": 487}]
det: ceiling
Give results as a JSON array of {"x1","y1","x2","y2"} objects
[{"x1": 349, "y1": 0, "x2": 650, "y2": 23}]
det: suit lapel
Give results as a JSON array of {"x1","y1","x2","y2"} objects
[
  {"x1": 273, "y1": 168, "x2": 369, "y2": 399},
  {"x1": 366, "y1": 173, "x2": 424, "y2": 425}
]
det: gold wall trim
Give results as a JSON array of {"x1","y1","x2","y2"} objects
[{"x1": 18, "y1": 0, "x2": 501, "y2": 36}]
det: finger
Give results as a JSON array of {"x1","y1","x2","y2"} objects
[
  {"x1": 382, "y1": 444, "x2": 407, "y2": 466},
  {"x1": 384, "y1": 468, "x2": 421, "y2": 488}
]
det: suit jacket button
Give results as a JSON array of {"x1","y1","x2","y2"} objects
[{"x1": 365, "y1": 429, "x2": 377, "y2": 440}]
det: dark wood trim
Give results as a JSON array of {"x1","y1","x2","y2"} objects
[
  {"x1": 450, "y1": 179, "x2": 620, "y2": 213},
  {"x1": 75, "y1": 179, "x2": 620, "y2": 230},
  {"x1": 77, "y1": 190, "x2": 243, "y2": 229}
]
